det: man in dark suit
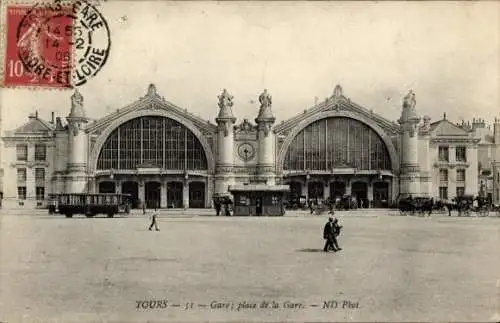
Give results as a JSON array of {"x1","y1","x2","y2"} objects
[
  {"x1": 323, "y1": 217, "x2": 342, "y2": 252},
  {"x1": 148, "y1": 210, "x2": 160, "y2": 231}
]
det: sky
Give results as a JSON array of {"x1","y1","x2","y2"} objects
[{"x1": 1, "y1": 0, "x2": 499, "y2": 132}]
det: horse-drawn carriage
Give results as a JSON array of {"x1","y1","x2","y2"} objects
[
  {"x1": 397, "y1": 195, "x2": 434, "y2": 216},
  {"x1": 398, "y1": 194, "x2": 498, "y2": 217}
]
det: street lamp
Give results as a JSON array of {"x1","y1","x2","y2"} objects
[{"x1": 109, "y1": 168, "x2": 114, "y2": 180}]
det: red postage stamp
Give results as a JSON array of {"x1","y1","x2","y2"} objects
[{"x1": 2, "y1": 0, "x2": 110, "y2": 88}]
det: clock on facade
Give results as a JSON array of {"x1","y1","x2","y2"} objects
[{"x1": 237, "y1": 143, "x2": 255, "y2": 161}]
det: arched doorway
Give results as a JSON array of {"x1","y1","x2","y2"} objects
[
  {"x1": 373, "y1": 182, "x2": 389, "y2": 208},
  {"x1": 145, "y1": 182, "x2": 161, "y2": 209},
  {"x1": 308, "y1": 182, "x2": 324, "y2": 200},
  {"x1": 189, "y1": 182, "x2": 205, "y2": 208},
  {"x1": 122, "y1": 181, "x2": 139, "y2": 208},
  {"x1": 330, "y1": 181, "x2": 346, "y2": 199},
  {"x1": 351, "y1": 182, "x2": 368, "y2": 208},
  {"x1": 99, "y1": 181, "x2": 115, "y2": 193},
  {"x1": 167, "y1": 182, "x2": 183, "y2": 208}
]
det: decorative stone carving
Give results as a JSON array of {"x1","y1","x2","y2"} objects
[
  {"x1": 69, "y1": 123, "x2": 79, "y2": 136},
  {"x1": 401, "y1": 164, "x2": 420, "y2": 173},
  {"x1": 235, "y1": 119, "x2": 255, "y2": 132},
  {"x1": 257, "y1": 122, "x2": 272, "y2": 137},
  {"x1": 147, "y1": 84, "x2": 157, "y2": 96},
  {"x1": 217, "y1": 122, "x2": 232, "y2": 137},
  {"x1": 333, "y1": 84, "x2": 343, "y2": 97},
  {"x1": 409, "y1": 123, "x2": 416, "y2": 137},
  {"x1": 256, "y1": 165, "x2": 275, "y2": 174},
  {"x1": 420, "y1": 115, "x2": 431, "y2": 132},
  {"x1": 215, "y1": 165, "x2": 234, "y2": 173}
]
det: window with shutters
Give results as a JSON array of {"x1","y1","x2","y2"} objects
[
  {"x1": 34, "y1": 144, "x2": 47, "y2": 161},
  {"x1": 17, "y1": 168, "x2": 27, "y2": 182},
  {"x1": 36, "y1": 187, "x2": 45, "y2": 200},
  {"x1": 439, "y1": 187, "x2": 448, "y2": 200},
  {"x1": 16, "y1": 144, "x2": 28, "y2": 161},
  {"x1": 439, "y1": 169, "x2": 448, "y2": 183},
  {"x1": 456, "y1": 146, "x2": 467, "y2": 162},
  {"x1": 456, "y1": 187, "x2": 465, "y2": 197},
  {"x1": 438, "y1": 146, "x2": 449, "y2": 162},
  {"x1": 456, "y1": 169, "x2": 466, "y2": 182},
  {"x1": 35, "y1": 168, "x2": 45, "y2": 184},
  {"x1": 17, "y1": 187, "x2": 26, "y2": 200}
]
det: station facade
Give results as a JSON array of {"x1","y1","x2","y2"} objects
[{"x1": 1, "y1": 84, "x2": 499, "y2": 209}]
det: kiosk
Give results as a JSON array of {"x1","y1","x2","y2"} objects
[{"x1": 228, "y1": 184, "x2": 290, "y2": 216}]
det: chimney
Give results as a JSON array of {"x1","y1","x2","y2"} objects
[
  {"x1": 494, "y1": 117, "x2": 500, "y2": 144},
  {"x1": 472, "y1": 117, "x2": 486, "y2": 130},
  {"x1": 55, "y1": 117, "x2": 63, "y2": 130},
  {"x1": 35, "y1": 110, "x2": 38, "y2": 119},
  {"x1": 51, "y1": 112, "x2": 55, "y2": 124}
]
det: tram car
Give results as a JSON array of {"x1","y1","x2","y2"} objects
[{"x1": 54, "y1": 193, "x2": 132, "y2": 218}]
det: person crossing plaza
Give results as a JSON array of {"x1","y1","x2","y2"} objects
[
  {"x1": 323, "y1": 217, "x2": 342, "y2": 252},
  {"x1": 148, "y1": 210, "x2": 160, "y2": 231}
]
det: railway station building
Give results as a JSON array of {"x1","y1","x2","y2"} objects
[{"x1": 1, "y1": 84, "x2": 499, "y2": 209}]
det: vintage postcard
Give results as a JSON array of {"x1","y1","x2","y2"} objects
[{"x1": 0, "y1": 1, "x2": 499, "y2": 322}]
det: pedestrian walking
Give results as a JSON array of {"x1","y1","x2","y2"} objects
[
  {"x1": 323, "y1": 217, "x2": 342, "y2": 252},
  {"x1": 215, "y1": 199, "x2": 221, "y2": 216},
  {"x1": 148, "y1": 210, "x2": 160, "y2": 231}
]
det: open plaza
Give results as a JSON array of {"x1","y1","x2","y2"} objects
[{"x1": 0, "y1": 209, "x2": 498, "y2": 322}]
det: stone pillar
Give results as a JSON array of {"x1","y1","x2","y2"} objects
[
  {"x1": 255, "y1": 89, "x2": 276, "y2": 185},
  {"x1": 66, "y1": 90, "x2": 89, "y2": 193},
  {"x1": 183, "y1": 181, "x2": 189, "y2": 209},
  {"x1": 138, "y1": 180, "x2": 145, "y2": 207},
  {"x1": 324, "y1": 182, "x2": 329, "y2": 200},
  {"x1": 398, "y1": 90, "x2": 421, "y2": 197},
  {"x1": 367, "y1": 182, "x2": 374, "y2": 206},
  {"x1": 449, "y1": 167, "x2": 457, "y2": 200},
  {"x1": 302, "y1": 180, "x2": 308, "y2": 199},
  {"x1": 206, "y1": 177, "x2": 213, "y2": 208},
  {"x1": 345, "y1": 179, "x2": 352, "y2": 195},
  {"x1": 391, "y1": 178, "x2": 398, "y2": 202},
  {"x1": 160, "y1": 181, "x2": 167, "y2": 208},
  {"x1": 115, "y1": 180, "x2": 121, "y2": 193},
  {"x1": 215, "y1": 89, "x2": 236, "y2": 195},
  {"x1": 493, "y1": 118, "x2": 500, "y2": 204}
]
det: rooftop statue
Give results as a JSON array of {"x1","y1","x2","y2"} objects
[
  {"x1": 69, "y1": 89, "x2": 86, "y2": 119},
  {"x1": 218, "y1": 89, "x2": 234, "y2": 109},
  {"x1": 71, "y1": 89, "x2": 83, "y2": 106},
  {"x1": 259, "y1": 89, "x2": 272, "y2": 109},
  {"x1": 403, "y1": 90, "x2": 416, "y2": 110}
]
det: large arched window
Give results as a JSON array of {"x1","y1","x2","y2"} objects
[
  {"x1": 97, "y1": 116, "x2": 208, "y2": 170},
  {"x1": 283, "y1": 117, "x2": 391, "y2": 171}
]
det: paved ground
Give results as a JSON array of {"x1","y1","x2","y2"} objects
[{"x1": 0, "y1": 209, "x2": 499, "y2": 322}]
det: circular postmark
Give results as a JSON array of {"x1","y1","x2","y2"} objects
[{"x1": 16, "y1": 0, "x2": 111, "y2": 87}]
